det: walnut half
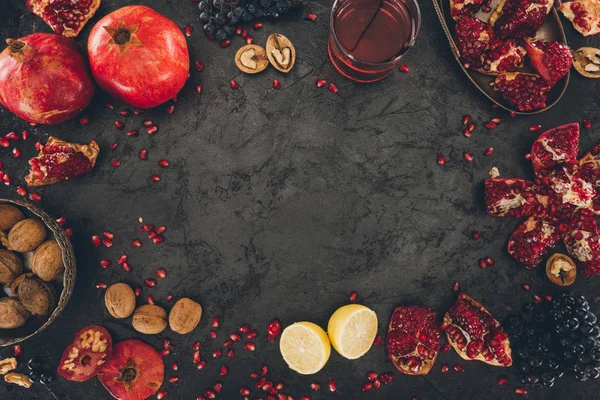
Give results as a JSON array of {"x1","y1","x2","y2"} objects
[
  {"x1": 235, "y1": 45, "x2": 269, "y2": 74},
  {"x1": 266, "y1": 33, "x2": 296, "y2": 73},
  {"x1": 0, "y1": 357, "x2": 17, "y2": 375},
  {"x1": 4, "y1": 372, "x2": 33, "y2": 388},
  {"x1": 546, "y1": 253, "x2": 576, "y2": 286},
  {"x1": 573, "y1": 47, "x2": 600, "y2": 79}
]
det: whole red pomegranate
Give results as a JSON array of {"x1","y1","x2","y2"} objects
[
  {"x1": 0, "y1": 33, "x2": 94, "y2": 124},
  {"x1": 87, "y1": 5, "x2": 189, "y2": 108}
]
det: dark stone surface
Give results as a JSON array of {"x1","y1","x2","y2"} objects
[{"x1": 0, "y1": 0, "x2": 600, "y2": 398}]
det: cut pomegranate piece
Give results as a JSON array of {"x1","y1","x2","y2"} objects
[
  {"x1": 386, "y1": 305, "x2": 440, "y2": 375},
  {"x1": 507, "y1": 216, "x2": 560, "y2": 267},
  {"x1": 57, "y1": 325, "x2": 112, "y2": 382},
  {"x1": 442, "y1": 293, "x2": 512, "y2": 367},
  {"x1": 563, "y1": 208, "x2": 600, "y2": 276},
  {"x1": 544, "y1": 166, "x2": 595, "y2": 209},
  {"x1": 492, "y1": 72, "x2": 551, "y2": 112},
  {"x1": 454, "y1": 15, "x2": 494, "y2": 70},
  {"x1": 484, "y1": 178, "x2": 545, "y2": 218},
  {"x1": 450, "y1": 0, "x2": 488, "y2": 18},
  {"x1": 580, "y1": 145, "x2": 600, "y2": 202},
  {"x1": 26, "y1": 0, "x2": 101, "y2": 37},
  {"x1": 478, "y1": 39, "x2": 526, "y2": 74},
  {"x1": 559, "y1": 0, "x2": 600, "y2": 36},
  {"x1": 524, "y1": 40, "x2": 573, "y2": 85},
  {"x1": 530, "y1": 123, "x2": 580, "y2": 176},
  {"x1": 490, "y1": 0, "x2": 552, "y2": 38},
  {"x1": 25, "y1": 136, "x2": 99, "y2": 186},
  {"x1": 98, "y1": 339, "x2": 164, "y2": 400}
]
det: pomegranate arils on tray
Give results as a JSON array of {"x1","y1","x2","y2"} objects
[
  {"x1": 490, "y1": 0, "x2": 552, "y2": 39},
  {"x1": 454, "y1": 15, "x2": 494, "y2": 70},
  {"x1": 525, "y1": 39, "x2": 573, "y2": 85},
  {"x1": 386, "y1": 305, "x2": 441, "y2": 375},
  {"x1": 26, "y1": 0, "x2": 100, "y2": 37},
  {"x1": 450, "y1": 0, "x2": 489, "y2": 19},
  {"x1": 492, "y1": 73, "x2": 550, "y2": 112},
  {"x1": 442, "y1": 293, "x2": 513, "y2": 366},
  {"x1": 480, "y1": 39, "x2": 526, "y2": 74}
]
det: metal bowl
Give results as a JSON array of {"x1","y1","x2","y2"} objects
[{"x1": 0, "y1": 199, "x2": 76, "y2": 346}]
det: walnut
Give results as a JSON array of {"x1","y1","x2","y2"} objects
[
  {"x1": 0, "y1": 205, "x2": 24, "y2": 231},
  {"x1": 11, "y1": 273, "x2": 56, "y2": 316},
  {"x1": 105, "y1": 283, "x2": 136, "y2": 319},
  {"x1": 0, "y1": 249, "x2": 22, "y2": 284},
  {"x1": 8, "y1": 218, "x2": 46, "y2": 253},
  {"x1": 132, "y1": 304, "x2": 167, "y2": 334},
  {"x1": 573, "y1": 47, "x2": 600, "y2": 79},
  {"x1": 235, "y1": 45, "x2": 269, "y2": 74},
  {"x1": 168, "y1": 298, "x2": 202, "y2": 334},
  {"x1": 4, "y1": 372, "x2": 33, "y2": 388},
  {"x1": 31, "y1": 240, "x2": 64, "y2": 281},
  {"x1": 266, "y1": 33, "x2": 296, "y2": 73},
  {"x1": 0, "y1": 357, "x2": 17, "y2": 374},
  {"x1": 0, "y1": 298, "x2": 29, "y2": 329},
  {"x1": 546, "y1": 253, "x2": 576, "y2": 286}
]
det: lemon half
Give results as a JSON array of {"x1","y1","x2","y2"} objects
[
  {"x1": 279, "y1": 322, "x2": 331, "y2": 375},
  {"x1": 327, "y1": 304, "x2": 378, "y2": 359}
]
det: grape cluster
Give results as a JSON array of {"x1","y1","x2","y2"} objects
[
  {"x1": 510, "y1": 292, "x2": 600, "y2": 388},
  {"x1": 198, "y1": 0, "x2": 302, "y2": 42}
]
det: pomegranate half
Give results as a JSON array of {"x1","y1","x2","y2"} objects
[
  {"x1": 87, "y1": 5, "x2": 189, "y2": 108},
  {"x1": 0, "y1": 33, "x2": 95, "y2": 124}
]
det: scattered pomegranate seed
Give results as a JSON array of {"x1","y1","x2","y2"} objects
[
  {"x1": 305, "y1": 12, "x2": 318, "y2": 21},
  {"x1": 463, "y1": 128, "x2": 472, "y2": 137},
  {"x1": 131, "y1": 239, "x2": 142, "y2": 247},
  {"x1": 273, "y1": 79, "x2": 281, "y2": 89},
  {"x1": 134, "y1": 287, "x2": 141, "y2": 296},
  {"x1": 114, "y1": 120, "x2": 124, "y2": 130},
  {"x1": 156, "y1": 226, "x2": 166, "y2": 234},
  {"x1": 442, "y1": 343, "x2": 451, "y2": 353},
  {"x1": 252, "y1": 21, "x2": 263, "y2": 30},
  {"x1": 228, "y1": 333, "x2": 240, "y2": 342},
  {"x1": 166, "y1": 105, "x2": 175, "y2": 114},
  {"x1": 584, "y1": 120, "x2": 592, "y2": 129},
  {"x1": 213, "y1": 382, "x2": 222, "y2": 393},
  {"x1": 150, "y1": 175, "x2": 161, "y2": 182},
  {"x1": 172, "y1": 362, "x2": 178, "y2": 371},
  {"x1": 125, "y1": 129, "x2": 138, "y2": 137},
  {"x1": 245, "y1": 36, "x2": 253, "y2": 44},
  {"x1": 453, "y1": 281, "x2": 460, "y2": 292},
  {"x1": 139, "y1": 149, "x2": 148, "y2": 160},
  {"x1": 399, "y1": 64, "x2": 410, "y2": 72},
  {"x1": 111, "y1": 160, "x2": 121, "y2": 167},
  {"x1": 221, "y1": 39, "x2": 231, "y2": 47},
  {"x1": 196, "y1": 360, "x2": 207, "y2": 370},
  {"x1": 250, "y1": 372, "x2": 259, "y2": 379},
  {"x1": 193, "y1": 350, "x2": 201, "y2": 363},
  {"x1": 497, "y1": 376, "x2": 508, "y2": 385},
  {"x1": 533, "y1": 294, "x2": 542, "y2": 303},
  {"x1": 96, "y1": 282, "x2": 108, "y2": 289},
  {"x1": 220, "y1": 366, "x2": 228, "y2": 376},
  {"x1": 362, "y1": 383, "x2": 373, "y2": 392},
  {"x1": 168, "y1": 375, "x2": 179, "y2": 384},
  {"x1": 111, "y1": 142, "x2": 119, "y2": 150},
  {"x1": 28, "y1": 192, "x2": 42, "y2": 202},
  {"x1": 328, "y1": 83, "x2": 338, "y2": 93},
  {"x1": 462, "y1": 115, "x2": 472, "y2": 125},
  {"x1": 486, "y1": 257, "x2": 495, "y2": 265},
  {"x1": 239, "y1": 324, "x2": 250, "y2": 333},
  {"x1": 544, "y1": 294, "x2": 552, "y2": 302},
  {"x1": 468, "y1": 123, "x2": 476, "y2": 131},
  {"x1": 529, "y1": 124, "x2": 542, "y2": 132},
  {"x1": 91, "y1": 235, "x2": 101, "y2": 247},
  {"x1": 2, "y1": 173, "x2": 11, "y2": 185},
  {"x1": 143, "y1": 119, "x2": 153, "y2": 127},
  {"x1": 490, "y1": 117, "x2": 502, "y2": 124},
  {"x1": 147, "y1": 124, "x2": 159, "y2": 135},
  {"x1": 328, "y1": 379, "x2": 337, "y2": 392},
  {"x1": 144, "y1": 279, "x2": 157, "y2": 288},
  {"x1": 473, "y1": 231, "x2": 481, "y2": 240},
  {"x1": 267, "y1": 320, "x2": 282, "y2": 342},
  {"x1": 0, "y1": 138, "x2": 9, "y2": 148},
  {"x1": 21, "y1": 130, "x2": 29, "y2": 140},
  {"x1": 65, "y1": 228, "x2": 72, "y2": 238},
  {"x1": 157, "y1": 388, "x2": 168, "y2": 399},
  {"x1": 146, "y1": 295, "x2": 155, "y2": 305},
  {"x1": 310, "y1": 382, "x2": 320, "y2": 391},
  {"x1": 212, "y1": 316, "x2": 220, "y2": 328},
  {"x1": 210, "y1": 330, "x2": 217, "y2": 339},
  {"x1": 160, "y1": 349, "x2": 170, "y2": 357},
  {"x1": 100, "y1": 260, "x2": 111, "y2": 269},
  {"x1": 133, "y1": 108, "x2": 144, "y2": 115},
  {"x1": 223, "y1": 339, "x2": 233, "y2": 347},
  {"x1": 158, "y1": 160, "x2": 169, "y2": 167},
  {"x1": 373, "y1": 335, "x2": 382, "y2": 346},
  {"x1": 479, "y1": 259, "x2": 487, "y2": 269},
  {"x1": 106, "y1": 102, "x2": 114, "y2": 110},
  {"x1": 241, "y1": 29, "x2": 249, "y2": 38},
  {"x1": 463, "y1": 152, "x2": 473, "y2": 162},
  {"x1": 240, "y1": 387, "x2": 250, "y2": 396},
  {"x1": 441, "y1": 364, "x2": 449, "y2": 372},
  {"x1": 244, "y1": 342, "x2": 256, "y2": 351},
  {"x1": 261, "y1": 365, "x2": 268, "y2": 376},
  {"x1": 349, "y1": 291, "x2": 358, "y2": 302},
  {"x1": 230, "y1": 80, "x2": 239, "y2": 89},
  {"x1": 484, "y1": 147, "x2": 494, "y2": 156},
  {"x1": 212, "y1": 348, "x2": 222, "y2": 358},
  {"x1": 13, "y1": 345, "x2": 22, "y2": 357},
  {"x1": 192, "y1": 341, "x2": 201, "y2": 351},
  {"x1": 316, "y1": 79, "x2": 327, "y2": 88},
  {"x1": 484, "y1": 121, "x2": 496, "y2": 129},
  {"x1": 185, "y1": 24, "x2": 193, "y2": 37},
  {"x1": 16, "y1": 186, "x2": 27, "y2": 197},
  {"x1": 247, "y1": 330, "x2": 258, "y2": 339},
  {"x1": 78, "y1": 116, "x2": 90, "y2": 125},
  {"x1": 453, "y1": 363, "x2": 464, "y2": 372},
  {"x1": 12, "y1": 148, "x2": 22, "y2": 158},
  {"x1": 155, "y1": 268, "x2": 167, "y2": 279},
  {"x1": 510, "y1": 111, "x2": 518, "y2": 117},
  {"x1": 122, "y1": 262, "x2": 133, "y2": 272},
  {"x1": 117, "y1": 255, "x2": 128, "y2": 264},
  {"x1": 194, "y1": 60, "x2": 205, "y2": 72},
  {"x1": 437, "y1": 153, "x2": 446, "y2": 166},
  {"x1": 523, "y1": 284, "x2": 531, "y2": 291},
  {"x1": 515, "y1": 388, "x2": 527, "y2": 395},
  {"x1": 102, "y1": 238, "x2": 113, "y2": 247}
]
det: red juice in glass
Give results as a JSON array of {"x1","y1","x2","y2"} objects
[{"x1": 328, "y1": 0, "x2": 421, "y2": 82}]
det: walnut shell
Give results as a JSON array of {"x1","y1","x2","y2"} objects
[
  {"x1": 132, "y1": 304, "x2": 167, "y2": 334},
  {"x1": 0, "y1": 298, "x2": 29, "y2": 329},
  {"x1": 11, "y1": 273, "x2": 56, "y2": 316},
  {"x1": 105, "y1": 283, "x2": 136, "y2": 319},
  {"x1": 31, "y1": 240, "x2": 64, "y2": 281},
  {"x1": 266, "y1": 33, "x2": 296, "y2": 73},
  {"x1": 573, "y1": 47, "x2": 600, "y2": 79},
  {"x1": 235, "y1": 45, "x2": 269, "y2": 74},
  {"x1": 546, "y1": 253, "x2": 576, "y2": 286},
  {"x1": 0, "y1": 205, "x2": 24, "y2": 231},
  {"x1": 8, "y1": 219, "x2": 46, "y2": 253},
  {"x1": 0, "y1": 250, "x2": 22, "y2": 285},
  {"x1": 168, "y1": 298, "x2": 202, "y2": 334}
]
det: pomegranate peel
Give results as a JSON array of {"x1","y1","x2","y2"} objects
[
  {"x1": 27, "y1": 0, "x2": 100, "y2": 37},
  {"x1": 57, "y1": 325, "x2": 112, "y2": 382},
  {"x1": 386, "y1": 305, "x2": 440, "y2": 375},
  {"x1": 25, "y1": 136, "x2": 100, "y2": 186},
  {"x1": 442, "y1": 294, "x2": 512, "y2": 367},
  {"x1": 525, "y1": 39, "x2": 572, "y2": 85},
  {"x1": 559, "y1": 0, "x2": 600, "y2": 36}
]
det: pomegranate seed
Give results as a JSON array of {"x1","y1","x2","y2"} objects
[
  {"x1": 91, "y1": 235, "x2": 101, "y2": 247},
  {"x1": 117, "y1": 109, "x2": 130, "y2": 117},
  {"x1": 310, "y1": 383, "x2": 320, "y2": 391},
  {"x1": 462, "y1": 115, "x2": 472, "y2": 125},
  {"x1": 373, "y1": 335, "x2": 382, "y2": 346},
  {"x1": 2, "y1": 173, "x2": 11, "y2": 185},
  {"x1": 510, "y1": 111, "x2": 518, "y2": 117},
  {"x1": 229, "y1": 80, "x2": 240, "y2": 89},
  {"x1": 193, "y1": 341, "x2": 201, "y2": 351},
  {"x1": 142, "y1": 119, "x2": 153, "y2": 127},
  {"x1": 145, "y1": 279, "x2": 157, "y2": 288},
  {"x1": 227, "y1": 348, "x2": 234, "y2": 357},
  {"x1": 157, "y1": 388, "x2": 167, "y2": 399},
  {"x1": 213, "y1": 382, "x2": 222, "y2": 393},
  {"x1": 12, "y1": 148, "x2": 22, "y2": 158},
  {"x1": 468, "y1": 123, "x2": 476, "y2": 132},
  {"x1": 261, "y1": 365, "x2": 268, "y2": 376},
  {"x1": 328, "y1": 379, "x2": 336, "y2": 392},
  {"x1": 523, "y1": 284, "x2": 531, "y2": 291},
  {"x1": 484, "y1": 121, "x2": 496, "y2": 129},
  {"x1": 13, "y1": 345, "x2": 22, "y2": 357},
  {"x1": 453, "y1": 281, "x2": 460, "y2": 291},
  {"x1": 126, "y1": 129, "x2": 138, "y2": 137},
  {"x1": 100, "y1": 260, "x2": 111, "y2": 269},
  {"x1": 16, "y1": 186, "x2": 27, "y2": 197},
  {"x1": 196, "y1": 360, "x2": 207, "y2": 369},
  {"x1": 22, "y1": 131, "x2": 29, "y2": 140},
  {"x1": 185, "y1": 24, "x2": 193, "y2": 37},
  {"x1": 210, "y1": 330, "x2": 217, "y2": 339},
  {"x1": 172, "y1": 362, "x2": 178, "y2": 371},
  {"x1": 132, "y1": 108, "x2": 144, "y2": 115},
  {"x1": 212, "y1": 348, "x2": 222, "y2": 358},
  {"x1": 453, "y1": 363, "x2": 464, "y2": 372},
  {"x1": 544, "y1": 294, "x2": 553, "y2": 302},
  {"x1": 169, "y1": 376, "x2": 179, "y2": 384},
  {"x1": 362, "y1": 383, "x2": 373, "y2": 392},
  {"x1": 118, "y1": 255, "x2": 128, "y2": 264},
  {"x1": 253, "y1": 21, "x2": 263, "y2": 30},
  {"x1": 193, "y1": 351, "x2": 201, "y2": 363},
  {"x1": 497, "y1": 376, "x2": 508, "y2": 385},
  {"x1": 244, "y1": 342, "x2": 256, "y2": 351},
  {"x1": 241, "y1": 29, "x2": 249, "y2": 38},
  {"x1": 305, "y1": 12, "x2": 318, "y2": 20},
  {"x1": 235, "y1": 26, "x2": 242, "y2": 35},
  {"x1": 239, "y1": 324, "x2": 250, "y2": 333},
  {"x1": 240, "y1": 387, "x2": 250, "y2": 396},
  {"x1": 28, "y1": 193, "x2": 41, "y2": 202},
  {"x1": 441, "y1": 364, "x2": 449, "y2": 372},
  {"x1": 195, "y1": 84, "x2": 203, "y2": 94},
  {"x1": 328, "y1": 83, "x2": 338, "y2": 93},
  {"x1": 267, "y1": 320, "x2": 281, "y2": 342},
  {"x1": 250, "y1": 372, "x2": 259, "y2": 379},
  {"x1": 156, "y1": 268, "x2": 167, "y2": 279},
  {"x1": 160, "y1": 349, "x2": 170, "y2": 357},
  {"x1": 463, "y1": 152, "x2": 473, "y2": 162},
  {"x1": 526, "y1": 124, "x2": 542, "y2": 133},
  {"x1": 437, "y1": 153, "x2": 446, "y2": 165},
  {"x1": 150, "y1": 175, "x2": 161, "y2": 182},
  {"x1": 111, "y1": 142, "x2": 119, "y2": 150},
  {"x1": 139, "y1": 149, "x2": 148, "y2": 160},
  {"x1": 106, "y1": 102, "x2": 114, "y2": 110},
  {"x1": 349, "y1": 291, "x2": 358, "y2": 302},
  {"x1": 111, "y1": 160, "x2": 121, "y2": 167},
  {"x1": 484, "y1": 147, "x2": 494, "y2": 156},
  {"x1": 399, "y1": 64, "x2": 410, "y2": 72},
  {"x1": 515, "y1": 388, "x2": 527, "y2": 395},
  {"x1": 486, "y1": 257, "x2": 495, "y2": 265},
  {"x1": 158, "y1": 160, "x2": 169, "y2": 167},
  {"x1": 166, "y1": 105, "x2": 175, "y2": 114},
  {"x1": 473, "y1": 231, "x2": 481, "y2": 240},
  {"x1": 96, "y1": 282, "x2": 108, "y2": 289},
  {"x1": 366, "y1": 371, "x2": 378, "y2": 381},
  {"x1": 220, "y1": 366, "x2": 228, "y2": 376},
  {"x1": 134, "y1": 287, "x2": 141, "y2": 296},
  {"x1": 223, "y1": 339, "x2": 233, "y2": 347},
  {"x1": 212, "y1": 316, "x2": 220, "y2": 328},
  {"x1": 245, "y1": 36, "x2": 253, "y2": 44},
  {"x1": 533, "y1": 294, "x2": 542, "y2": 303},
  {"x1": 442, "y1": 343, "x2": 451, "y2": 353},
  {"x1": 5, "y1": 132, "x2": 18, "y2": 141},
  {"x1": 373, "y1": 380, "x2": 381, "y2": 389},
  {"x1": 463, "y1": 128, "x2": 472, "y2": 137},
  {"x1": 132, "y1": 239, "x2": 143, "y2": 247},
  {"x1": 247, "y1": 330, "x2": 258, "y2": 339},
  {"x1": 147, "y1": 124, "x2": 158, "y2": 135},
  {"x1": 584, "y1": 120, "x2": 592, "y2": 129},
  {"x1": 316, "y1": 79, "x2": 327, "y2": 88},
  {"x1": 479, "y1": 259, "x2": 487, "y2": 269},
  {"x1": 114, "y1": 120, "x2": 124, "y2": 130},
  {"x1": 146, "y1": 295, "x2": 155, "y2": 305},
  {"x1": 273, "y1": 79, "x2": 281, "y2": 89},
  {"x1": 230, "y1": 333, "x2": 241, "y2": 342},
  {"x1": 221, "y1": 40, "x2": 231, "y2": 47},
  {"x1": 123, "y1": 262, "x2": 133, "y2": 272},
  {"x1": 79, "y1": 116, "x2": 89, "y2": 125},
  {"x1": 103, "y1": 231, "x2": 114, "y2": 239},
  {"x1": 102, "y1": 238, "x2": 113, "y2": 247},
  {"x1": 490, "y1": 117, "x2": 502, "y2": 124}
]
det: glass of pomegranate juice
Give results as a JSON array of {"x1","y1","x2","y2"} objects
[{"x1": 328, "y1": 0, "x2": 421, "y2": 82}]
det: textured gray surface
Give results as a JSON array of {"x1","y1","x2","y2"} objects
[{"x1": 1, "y1": 0, "x2": 600, "y2": 398}]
